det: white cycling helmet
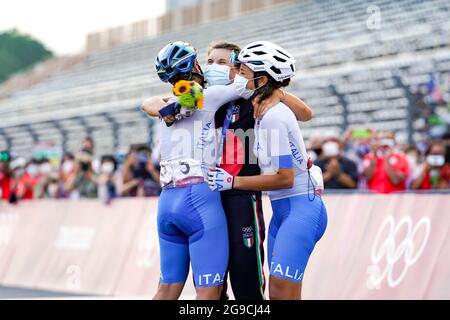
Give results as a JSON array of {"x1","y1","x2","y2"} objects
[{"x1": 238, "y1": 41, "x2": 296, "y2": 82}]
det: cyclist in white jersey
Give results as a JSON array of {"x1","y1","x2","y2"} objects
[
  {"x1": 207, "y1": 41, "x2": 328, "y2": 300},
  {"x1": 143, "y1": 42, "x2": 241, "y2": 300}
]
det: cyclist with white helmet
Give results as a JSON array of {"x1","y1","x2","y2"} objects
[
  {"x1": 142, "y1": 41, "x2": 243, "y2": 300},
  {"x1": 204, "y1": 40, "x2": 314, "y2": 300},
  {"x1": 207, "y1": 41, "x2": 328, "y2": 300}
]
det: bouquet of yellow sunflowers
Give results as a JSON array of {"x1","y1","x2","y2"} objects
[
  {"x1": 172, "y1": 80, "x2": 204, "y2": 111},
  {"x1": 158, "y1": 80, "x2": 204, "y2": 126}
]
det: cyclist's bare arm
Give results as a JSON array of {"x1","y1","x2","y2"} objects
[
  {"x1": 253, "y1": 89, "x2": 312, "y2": 121},
  {"x1": 283, "y1": 91, "x2": 313, "y2": 121},
  {"x1": 141, "y1": 96, "x2": 171, "y2": 117}
]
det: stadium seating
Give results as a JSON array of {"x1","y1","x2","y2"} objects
[{"x1": 1, "y1": 0, "x2": 450, "y2": 156}]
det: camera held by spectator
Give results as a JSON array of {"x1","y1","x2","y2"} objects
[
  {"x1": 66, "y1": 149, "x2": 98, "y2": 199},
  {"x1": 121, "y1": 144, "x2": 160, "y2": 197},
  {"x1": 315, "y1": 137, "x2": 358, "y2": 189},
  {"x1": 411, "y1": 140, "x2": 450, "y2": 190},
  {"x1": 362, "y1": 130, "x2": 410, "y2": 194},
  {"x1": 98, "y1": 155, "x2": 118, "y2": 204}
]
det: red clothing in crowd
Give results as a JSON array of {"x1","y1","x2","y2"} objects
[
  {"x1": 14, "y1": 174, "x2": 38, "y2": 200},
  {"x1": 363, "y1": 152, "x2": 410, "y2": 194},
  {"x1": 417, "y1": 164, "x2": 450, "y2": 190},
  {"x1": 0, "y1": 171, "x2": 11, "y2": 200}
]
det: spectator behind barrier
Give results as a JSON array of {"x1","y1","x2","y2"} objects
[
  {"x1": 66, "y1": 149, "x2": 98, "y2": 199},
  {"x1": 362, "y1": 130, "x2": 410, "y2": 194},
  {"x1": 1, "y1": 130, "x2": 449, "y2": 200},
  {"x1": 9, "y1": 158, "x2": 39, "y2": 203},
  {"x1": 307, "y1": 135, "x2": 324, "y2": 162},
  {"x1": 98, "y1": 155, "x2": 118, "y2": 204},
  {"x1": 121, "y1": 144, "x2": 160, "y2": 197},
  {"x1": 0, "y1": 151, "x2": 12, "y2": 201},
  {"x1": 33, "y1": 158, "x2": 58, "y2": 199},
  {"x1": 315, "y1": 137, "x2": 358, "y2": 189},
  {"x1": 410, "y1": 140, "x2": 450, "y2": 190}
]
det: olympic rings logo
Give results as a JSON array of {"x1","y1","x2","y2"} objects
[
  {"x1": 242, "y1": 226, "x2": 253, "y2": 233},
  {"x1": 366, "y1": 215, "x2": 431, "y2": 289}
]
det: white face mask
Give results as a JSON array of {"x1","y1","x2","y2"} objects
[
  {"x1": 379, "y1": 139, "x2": 395, "y2": 148},
  {"x1": 26, "y1": 164, "x2": 39, "y2": 176},
  {"x1": 322, "y1": 142, "x2": 340, "y2": 158},
  {"x1": 233, "y1": 74, "x2": 262, "y2": 100},
  {"x1": 101, "y1": 162, "x2": 115, "y2": 174},
  {"x1": 40, "y1": 163, "x2": 53, "y2": 175},
  {"x1": 62, "y1": 161, "x2": 74, "y2": 174},
  {"x1": 204, "y1": 64, "x2": 231, "y2": 86},
  {"x1": 48, "y1": 183, "x2": 59, "y2": 197},
  {"x1": 426, "y1": 154, "x2": 445, "y2": 167}
]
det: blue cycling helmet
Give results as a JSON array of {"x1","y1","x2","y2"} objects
[{"x1": 156, "y1": 41, "x2": 198, "y2": 84}]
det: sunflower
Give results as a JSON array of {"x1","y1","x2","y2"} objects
[
  {"x1": 173, "y1": 79, "x2": 204, "y2": 110},
  {"x1": 173, "y1": 80, "x2": 191, "y2": 96}
]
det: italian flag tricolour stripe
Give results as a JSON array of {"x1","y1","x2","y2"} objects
[
  {"x1": 244, "y1": 237, "x2": 254, "y2": 248},
  {"x1": 252, "y1": 196, "x2": 266, "y2": 300}
]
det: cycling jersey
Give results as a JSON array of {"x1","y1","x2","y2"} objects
[
  {"x1": 157, "y1": 84, "x2": 240, "y2": 287},
  {"x1": 214, "y1": 99, "x2": 266, "y2": 299},
  {"x1": 254, "y1": 102, "x2": 319, "y2": 200},
  {"x1": 254, "y1": 102, "x2": 327, "y2": 283},
  {"x1": 159, "y1": 85, "x2": 240, "y2": 174}
]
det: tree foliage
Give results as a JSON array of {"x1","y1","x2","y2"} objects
[{"x1": 0, "y1": 30, "x2": 53, "y2": 83}]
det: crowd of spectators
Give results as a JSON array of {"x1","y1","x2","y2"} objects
[
  {"x1": 309, "y1": 128, "x2": 450, "y2": 193},
  {"x1": 1, "y1": 126, "x2": 449, "y2": 204},
  {"x1": 0, "y1": 137, "x2": 161, "y2": 204},
  {"x1": 306, "y1": 75, "x2": 450, "y2": 193}
]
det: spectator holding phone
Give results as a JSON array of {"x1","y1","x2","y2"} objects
[
  {"x1": 66, "y1": 149, "x2": 98, "y2": 199},
  {"x1": 34, "y1": 159, "x2": 59, "y2": 199},
  {"x1": 8, "y1": 157, "x2": 38, "y2": 202},
  {"x1": 342, "y1": 127, "x2": 373, "y2": 162},
  {"x1": 315, "y1": 137, "x2": 358, "y2": 189},
  {"x1": 98, "y1": 155, "x2": 118, "y2": 204},
  {"x1": 121, "y1": 144, "x2": 160, "y2": 197},
  {"x1": 35, "y1": 171, "x2": 61, "y2": 199},
  {"x1": 362, "y1": 130, "x2": 410, "y2": 194},
  {"x1": 410, "y1": 140, "x2": 450, "y2": 190},
  {"x1": 59, "y1": 152, "x2": 76, "y2": 198}
]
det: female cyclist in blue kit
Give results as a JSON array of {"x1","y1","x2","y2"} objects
[
  {"x1": 208, "y1": 41, "x2": 328, "y2": 300},
  {"x1": 143, "y1": 41, "x2": 243, "y2": 300}
]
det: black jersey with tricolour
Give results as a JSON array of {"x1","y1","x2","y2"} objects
[{"x1": 215, "y1": 98, "x2": 261, "y2": 196}]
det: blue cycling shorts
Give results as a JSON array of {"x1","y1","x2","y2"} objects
[
  {"x1": 157, "y1": 182, "x2": 229, "y2": 287},
  {"x1": 268, "y1": 194, "x2": 327, "y2": 283}
]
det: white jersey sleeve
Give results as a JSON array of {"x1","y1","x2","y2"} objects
[
  {"x1": 255, "y1": 102, "x2": 312, "y2": 200},
  {"x1": 256, "y1": 112, "x2": 294, "y2": 172},
  {"x1": 202, "y1": 84, "x2": 241, "y2": 112}
]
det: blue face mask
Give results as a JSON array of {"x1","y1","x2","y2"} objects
[{"x1": 204, "y1": 64, "x2": 231, "y2": 86}]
